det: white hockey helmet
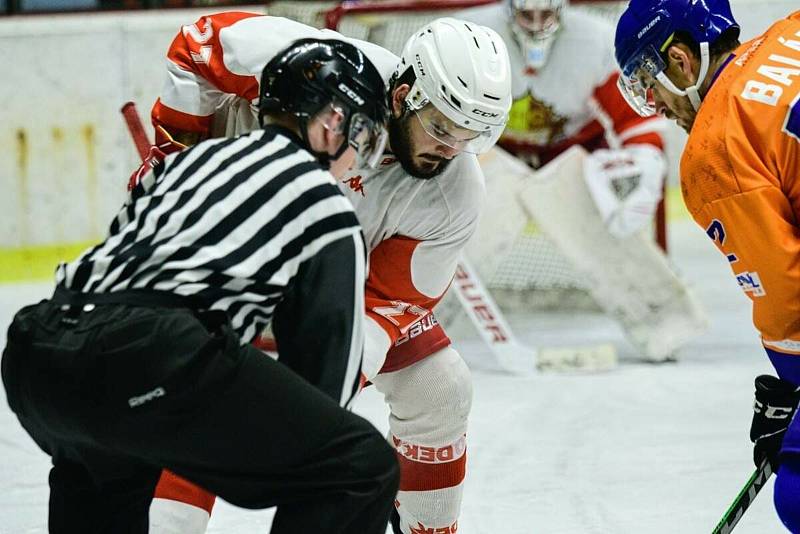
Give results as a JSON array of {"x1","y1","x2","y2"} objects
[
  {"x1": 395, "y1": 17, "x2": 512, "y2": 154},
  {"x1": 508, "y1": 0, "x2": 567, "y2": 69}
]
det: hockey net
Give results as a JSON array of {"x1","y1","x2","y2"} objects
[{"x1": 264, "y1": 0, "x2": 660, "y2": 312}]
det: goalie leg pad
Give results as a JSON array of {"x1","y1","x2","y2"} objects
[{"x1": 372, "y1": 346, "x2": 472, "y2": 533}]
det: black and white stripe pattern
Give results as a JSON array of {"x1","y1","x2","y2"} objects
[
  {"x1": 340, "y1": 231, "x2": 365, "y2": 409},
  {"x1": 57, "y1": 127, "x2": 361, "y2": 347}
]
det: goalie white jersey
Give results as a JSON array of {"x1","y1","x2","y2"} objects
[{"x1": 457, "y1": 3, "x2": 664, "y2": 166}]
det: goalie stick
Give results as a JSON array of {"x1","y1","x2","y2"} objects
[
  {"x1": 452, "y1": 258, "x2": 617, "y2": 374},
  {"x1": 711, "y1": 459, "x2": 774, "y2": 534},
  {"x1": 121, "y1": 101, "x2": 151, "y2": 160}
]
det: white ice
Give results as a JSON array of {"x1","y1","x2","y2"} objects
[{"x1": 0, "y1": 220, "x2": 786, "y2": 533}]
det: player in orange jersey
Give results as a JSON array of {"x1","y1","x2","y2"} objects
[{"x1": 615, "y1": 0, "x2": 800, "y2": 529}]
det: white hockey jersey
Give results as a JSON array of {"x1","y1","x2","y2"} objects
[
  {"x1": 151, "y1": 12, "x2": 485, "y2": 378},
  {"x1": 456, "y1": 4, "x2": 664, "y2": 166}
]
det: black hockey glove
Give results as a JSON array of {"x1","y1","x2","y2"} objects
[{"x1": 750, "y1": 374, "x2": 800, "y2": 467}]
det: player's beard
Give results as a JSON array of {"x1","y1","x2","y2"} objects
[{"x1": 388, "y1": 112, "x2": 452, "y2": 180}]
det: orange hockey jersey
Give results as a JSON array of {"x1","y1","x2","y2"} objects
[{"x1": 681, "y1": 11, "x2": 800, "y2": 363}]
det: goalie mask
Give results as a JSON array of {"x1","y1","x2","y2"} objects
[
  {"x1": 394, "y1": 17, "x2": 512, "y2": 155},
  {"x1": 614, "y1": 0, "x2": 739, "y2": 117},
  {"x1": 508, "y1": 0, "x2": 566, "y2": 70},
  {"x1": 259, "y1": 38, "x2": 390, "y2": 168}
]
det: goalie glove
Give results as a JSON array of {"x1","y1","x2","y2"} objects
[
  {"x1": 582, "y1": 144, "x2": 666, "y2": 238},
  {"x1": 750, "y1": 374, "x2": 800, "y2": 467}
]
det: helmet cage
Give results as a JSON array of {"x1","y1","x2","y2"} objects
[
  {"x1": 508, "y1": 0, "x2": 563, "y2": 41},
  {"x1": 507, "y1": 0, "x2": 563, "y2": 69}
]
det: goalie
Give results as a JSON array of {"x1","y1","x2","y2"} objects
[
  {"x1": 458, "y1": 0, "x2": 668, "y2": 239},
  {"x1": 457, "y1": 0, "x2": 709, "y2": 363}
]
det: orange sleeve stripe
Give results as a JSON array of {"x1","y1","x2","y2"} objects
[{"x1": 154, "y1": 469, "x2": 216, "y2": 513}]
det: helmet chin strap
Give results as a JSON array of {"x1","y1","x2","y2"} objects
[
  {"x1": 299, "y1": 117, "x2": 334, "y2": 170},
  {"x1": 655, "y1": 41, "x2": 710, "y2": 111}
]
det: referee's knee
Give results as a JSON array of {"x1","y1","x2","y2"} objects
[
  {"x1": 372, "y1": 431, "x2": 400, "y2": 498},
  {"x1": 349, "y1": 417, "x2": 400, "y2": 498}
]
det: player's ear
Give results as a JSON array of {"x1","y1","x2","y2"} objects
[
  {"x1": 666, "y1": 44, "x2": 697, "y2": 85},
  {"x1": 390, "y1": 84, "x2": 410, "y2": 118}
]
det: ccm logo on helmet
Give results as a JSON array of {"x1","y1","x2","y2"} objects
[
  {"x1": 338, "y1": 82, "x2": 365, "y2": 106},
  {"x1": 472, "y1": 108, "x2": 499, "y2": 118},
  {"x1": 637, "y1": 15, "x2": 661, "y2": 39},
  {"x1": 414, "y1": 54, "x2": 426, "y2": 76}
]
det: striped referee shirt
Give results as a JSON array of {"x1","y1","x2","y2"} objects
[{"x1": 56, "y1": 126, "x2": 366, "y2": 407}]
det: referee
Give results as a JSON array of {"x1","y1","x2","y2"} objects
[{"x1": 1, "y1": 39, "x2": 397, "y2": 533}]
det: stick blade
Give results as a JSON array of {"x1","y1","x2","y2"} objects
[{"x1": 536, "y1": 344, "x2": 618, "y2": 373}]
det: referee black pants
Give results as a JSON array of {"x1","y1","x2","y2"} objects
[{"x1": 1, "y1": 298, "x2": 399, "y2": 533}]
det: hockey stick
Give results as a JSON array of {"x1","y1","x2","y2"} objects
[
  {"x1": 121, "y1": 101, "x2": 151, "y2": 160},
  {"x1": 452, "y1": 258, "x2": 617, "y2": 374},
  {"x1": 711, "y1": 459, "x2": 774, "y2": 534}
]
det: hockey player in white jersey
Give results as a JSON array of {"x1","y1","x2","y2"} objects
[
  {"x1": 457, "y1": 0, "x2": 667, "y2": 238},
  {"x1": 133, "y1": 13, "x2": 512, "y2": 534}
]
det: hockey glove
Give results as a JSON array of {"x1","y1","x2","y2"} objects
[
  {"x1": 582, "y1": 145, "x2": 666, "y2": 238},
  {"x1": 126, "y1": 125, "x2": 188, "y2": 191},
  {"x1": 750, "y1": 374, "x2": 800, "y2": 467}
]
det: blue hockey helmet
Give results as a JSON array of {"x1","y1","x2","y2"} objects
[{"x1": 614, "y1": 0, "x2": 739, "y2": 116}]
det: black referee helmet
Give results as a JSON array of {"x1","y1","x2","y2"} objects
[{"x1": 259, "y1": 38, "x2": 390, "y2": 168}]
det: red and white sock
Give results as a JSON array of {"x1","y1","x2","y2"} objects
[
  {"x1": 149, "y1": 470, "x2": 215, "y2": 534},
  {"x1": 371, "y1": 346, "x2": 472, "y2": 534}
]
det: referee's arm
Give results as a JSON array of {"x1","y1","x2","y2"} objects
[{"x1": 271, "y1": 230, "x2": 367, "y2": 409}]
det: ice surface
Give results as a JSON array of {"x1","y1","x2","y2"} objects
[{"x1": 0, "y1": 221, "x2": 786, "y2": 533}]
